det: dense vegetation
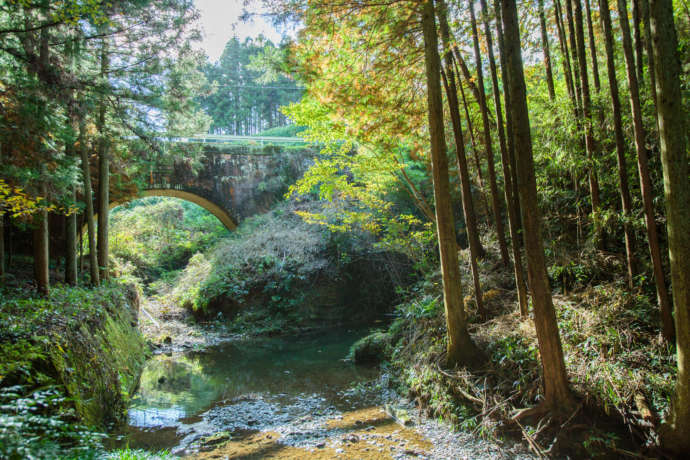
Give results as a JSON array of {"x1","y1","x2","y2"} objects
[{"x1": 1, "y1": 0, "x2": 688, "y2": 457}]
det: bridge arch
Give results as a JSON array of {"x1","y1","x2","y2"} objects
[{"x1": 85, "y1": 189, "x2": 238, "y2": 234}]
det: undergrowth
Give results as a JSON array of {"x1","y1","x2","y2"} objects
[{"x1": 380, "y1": 235, "x2": 674, "y2": 457}]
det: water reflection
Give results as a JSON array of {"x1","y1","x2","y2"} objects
[{"x1": 128, "y1": 328, "x2": 377, "y2": 430}]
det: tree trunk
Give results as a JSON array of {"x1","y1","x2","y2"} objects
[
  {"x1": 437, "y1": 0, "x2": 487, "y2": 318},
  {"x1": 469, "y1": 0, "x2": 510, "y2": 266},
  {"x1": 457, "y1": 72, "x2": 491, "y2": 219},
  {"x1": 538, "y1": 0, "x2": 556, "y2": 100},
  {"x1": 97, "y1": 39, "x2": 110, "y2": 281},
  {"x1": 494, "y1": 0, "x2": 524, "y2": 243},
  {"x1": 618, "y1": 0, "x2": 675, "y2": 341},
  {"x1": 649, "y1": 0, "x2": 690, "y2": 451},
  {"x1": 599, "y1": 0, "x2": 637, "y2": 288},
  {"x1": 438, "y1": 0, "x2": 486, "y2": 261},
  {"x1": 554, "y1": 0, "x2": 578, "y2": 108},
  {"x1": 482, "y1": 0, "x2": 529, "y2": 316},
  {"x1": 0, "y1": 215, "x2": 5, "y2": 282},
  {"x1": 573, "y1": 0, "x2": 602, "y2": 229},
  {"x1": 565, "y1": 0, "x2": 583, "y2": 115},
  {"x1": 584, "y1": 0, "x2": 601, "y2": 92},
  {"x1": 79, "y1": 119, "x2": 100, "y2": 286},
  {"x1": 33, "y1": 179, "x2": 49, "y2": 296},
  {"x1": 501, "y1": 0, "x2": 575, "y2": 411},
  {"x1": 422, "y1": 0, "x2": 482, "y2": 368},
  {"x1": 65, "y1": 186, "x2": 78, "y2": 285},
  {"x1": 632, "y1": 0, "x2": 645, "y2": 85},
  {"x1": 640, "y1": 0, "x2": 659, "y2": 126}
]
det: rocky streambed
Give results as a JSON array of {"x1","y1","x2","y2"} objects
[{"x1": 121, "y1": 318, "x2": 532, "y2": 459}]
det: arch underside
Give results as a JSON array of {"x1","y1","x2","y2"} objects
[{"x1": 86, "y1": 188, "x2": 237, "y2": 232}]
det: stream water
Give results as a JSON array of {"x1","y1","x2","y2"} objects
[
  {"x1": 124, "y1": 327, "x2": 398, "y2": 456},
  {"x1": 121, "y1": 327, "x2": 529, "y2": 459}
]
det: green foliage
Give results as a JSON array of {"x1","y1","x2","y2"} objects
[
  {"x1": 0, "y1": 385, "x2": 106, "y2": 460},
  {"x1": 105, "y1": 448, "x2": 174, "y2": 460},
  {"x1": 348, "y1": 331, "x2": 393, "y2": 364},
  {"x1": 110, "y1": 197, "x2": 229, "y2": 284},
  {"x1": 257, "y1": 124, "x2": 306, "y2": 137}
]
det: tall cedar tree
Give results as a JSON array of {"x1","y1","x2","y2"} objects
[
  {"x1": 500, "y1": 0, "x2": 575, "y2": 413},
  {"x1": 469, "y1": 0, "x2": 510, "y2": 267},
  {"x1": 598, "y1": 0, "x2": 637, "y2": 288},
  {"x1": 436, "y1": 0, "x2": 487, "y2": 319},
  {"x1": 649, "y1": 0, "x2": 690, "y2": 451},
  {"x1": 617, "y1": 0, "x2": 674, "y2": 341},
  {"x1": 480, "y1": 0, "x2": 529, "y2": 316},
  {"x1": 422, "y1": 0, "x2": 482, "y2": 368},
  {"x1": 96, "y1": 38, "x2": 110, "y2": 282}
]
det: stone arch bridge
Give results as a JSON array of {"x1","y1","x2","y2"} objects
[{"x1": 105, "y1": 136, "x2": 315, "y2": 230}]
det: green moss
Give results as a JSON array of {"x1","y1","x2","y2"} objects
[
  {"x1": 349, "y1": 331, "x2": 392, "y2": 365},
  {"x1": 1, "y1": 282, "x2": 149, "y2": 428}
]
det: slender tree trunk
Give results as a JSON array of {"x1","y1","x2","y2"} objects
[
  {"x1": 599, "y1": 0, "x2": 637, "y2": 288},
  {"x1": 422, "y1": 0, "x2": 482, "y2": 368},
  {"x1": 65, "y1": 185, "x2": 78, "y2": 285},
  {"x1": 33, "y1": 179, "x2": 49, "y2": 296},
  {"x1": 585, "y1": 0, "x2": 602, "y2": 92},
  {"x1": 437, "y1": 0, "x2": 487, "y2": 319},
  {"x1": 565, "y1": 0, "x2": 583, "y2": 115},
  {"x1": 640, "y1": 0, "x2": 659, "y2": 126},
  {"x1": 573, "y1": 0, "x2": 602, "y2": 229},
  {"x1": 618, "y1": 0, "x2": 675, "y2": 341},
  {"x1": 0, "y1": 214, "x2": 5, "y2": 282},
  {"x1": 0, "y1": 143, "x2": 4, "y2": 282},
  {"x1": 79, "y1": 119, "x2": 100, "y2": 286},
  {"x1": 482, "y1": 0, "x2": 528, "y2": 316},
  {"x1": 501, "y1": 0, "x2": 575, "y2": 412},
  {"x1": 494, "y1": 0, "x2": 524, "y2": 243},
  {"x1": 469, "y1": 0, "x2": 509, "y2": 266},
  {"x1": 554, "y1": 0, "x2": 578, "y2": 107},
  {"x1": 538, "y1": 0, "x2": 556, "y2": 100},
  {"x1": 96, "y1": 39, "x2": 110, "y2": 281},
  {"x1": 649, "y1": 0, "x2": 690, "y2": 450},
  {"x1": 632, "y1": 0, "x2": 645, "y2": 85},
  {"x1": 457, "y1": 73, "x2": 490, "y2": 216},
  {"x1": 79, "y1": 214, "x2": 84, "y2": 275}
]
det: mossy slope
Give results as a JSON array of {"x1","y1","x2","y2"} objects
[{"x1": 1, "y1": 282, "x2": 149, "y2": 428}]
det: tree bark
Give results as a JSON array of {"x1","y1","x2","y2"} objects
[
  {"x1": 422, "y1": 0, "x2": 482, "y2": 368},
  {"x1": 482, "y1": 0, "x2": 528, "y2": 316},
  {"x1": 598, "y1": 0, "x2": 637, "y2": 288},
  {"x1": 501, "y1": 0, "x2": 575, "y2": 411},
  {"x1": 618, "y1": 0, "x2": 674, "y2": 341},
  {"x1": 632, "y1": 0, "x2": 645, "y2": 85},
  {"x1": 96, "y1": 39, "x2": 110, "y2": 281},
  {"x1": 437, "y1": 0, "x2": 487, "y2": 318},
  {"x1": 573, "y1": 0, "x2": 602, "y2": 228},
  {"x1": 640, "y1": 0, "x2": 659, "y2": 125},
  {"x1": 469, "y1": 0, "x2": 509, "y2": 266},
  {"x1": 494, "y1": 0, "x2": 524, "y2": 242},
  {"x1": 584, "y1": 0, "x2": 601, "y2": 92},
  {"x1": 0, "y1": 215, "x2": 5, "y2": 282},
  {"x1": 538, "y1": 0, "x2": 556, "y2": 100},
  {"x1": 33, "y1": 179, "x2": 49, "y2": 296},
  {"x1": 565, "y1": 0, "x2": 583, "y2": 115},
  {"x1": 554, "y1": 0, "x2": 577, "y2": 108},
  {"x1": 649, "y1": 0, "x2": 690, "y2": 450},
  {"x1": 457, "y1": 71, "x2": 491, "y2": 219},
  {"x1": 79, "y1": 119, "x2": 100, "y2": 286},
  {"x1": 65, "y1": 186, "x2": 78, "y2": 285}
]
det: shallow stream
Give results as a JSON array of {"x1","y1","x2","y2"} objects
[{"x1": 122, "y1": 327, "x2": 528, "y2": 459}]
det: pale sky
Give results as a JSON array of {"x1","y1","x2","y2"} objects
[{"x1": 194, "y1": 0, "x2": 284, "y2": 63}]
